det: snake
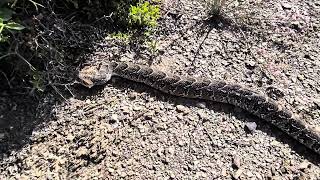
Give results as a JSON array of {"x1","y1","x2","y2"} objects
[{"x1": 78, "y1": 61, "x2": 320, "y2": 155}]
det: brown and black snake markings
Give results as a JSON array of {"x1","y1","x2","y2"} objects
[{"x1": 78, "y1": 62, "x2": 320, "y2": 155}]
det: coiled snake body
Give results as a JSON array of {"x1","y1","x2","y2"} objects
[{"x1": 79, "y1": 62, "x2": 320, "y2": 155}]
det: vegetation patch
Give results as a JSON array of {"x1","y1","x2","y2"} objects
[
  {"x1": 129, "y1": 1, "x2": 160, "y2": 28},
  {"x1": 0, "y1": 0, "x2": 162, "y2": 94},
  {"x1": 0, "y1": 7, "x2": 25, "y2": 42}
]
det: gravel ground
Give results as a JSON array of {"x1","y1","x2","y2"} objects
[{"x1": 1, "y1": 0, "x2": 320, "y2": 179}]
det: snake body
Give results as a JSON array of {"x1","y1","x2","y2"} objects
[{"x1": 79, "y1": 62, "x2": 320, "y2": 155}]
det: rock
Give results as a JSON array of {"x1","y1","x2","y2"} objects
[
  {"x1": 313, "y1": 98, "x2": 320, "y2": 109},
  {"x1": 176, "y1": 105, "x2": 190, "y2": 114},
  {"x1": 297, "y1": 161, "x2": 311, "y2": 170},
  {"x1": 128, "y1": 92, "x2": 138, "y2": 99},
  {"x1": 138, "y1": 125, "x2": 146, "y2": 133},
  {"x1": 221, "y1": 167, "x2": 227, "y2": 176},
  {"x1": 255, "y1": 172, "x2": 263, "y2": 179},
  {"x1": 144, "y1": 111, "x2": 154, "y2": 120},
  {"x1": 110, "y1": 114, "x2": 118, "y2": 124},
  {"x1": 76, "y1": 146, "x2": 89, "y2": 157},
  {"x1": 167, "y1": 146, "x2": 175, "y2": 155},
  {"x1": 106, "y1": 124, "x2": 114, "y2": 133},
  {"x1": 193, "y1": 16, "x2": 200, "y2": 20},
  {"x1": 244, "y1": 122, "x2": 257, "y2": 134},
  {"x1": 233, "y1": 168, "x2": 244, "y2": 179},
  {"x1": 133, "y1": 105, "x2": 143, "y2": 111},
  {"x1": 112, "y1": 150, "x2": 119, "y2": 157},
  {"x1": 121, "y1": 106, "x2": 131, "y2": 114},
  {"x1": 177, "y1": 114, "x2": 184, "y2": 120},
  {"x1": 257, "y1": 58, "x2": 265, "y2": 63},
  {"x1": 270, "y1": 140, "x2": 281, "y2": 146},
  {"x1": 281, "y1": 2, "x2": 292, "y2": 9},
  {"x1": 66, "y1": 134, "x2": 75, "y2": 141},
  {"x1": 108, "y1": 168, "x2": 115, "y2": 173},
  {"x1": 178, "y1": 140, "x2": 184, "y2": 146},
  {"x1": 196, "y1": 102, "x2": 206, "y2": 108},
  {"x1": 246, "y1": 170, "x2": 254, "y2": 177},
  {"x1": 232, "y1": 155, "x2": 241, "y2": 169},
  {"x1": 245, "y1": 60, "x2": 256, "y2": 69},
  {"x1": 297, "y1": 74, "x2": 305, "y2": 81},
  {"x1": 197, "y1": 111, "x2": 209, "y2": 121},
  {"x1": 118, "y1": 171, "x2": 127, "y2": 178},
  {"x1": 156, "y1": 123, "x2": 167, "y2": 130},
  {"x1": 157, "y1": 147, "x2": 164, "y2": 157},
  {"x1": 290, "y1": 21, "x2": 302, "y2": 31},
  {"x1": 0, "y1": 133, "x2": 5, "y2": 140}
]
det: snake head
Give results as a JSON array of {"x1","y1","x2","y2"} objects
[{"x1": 78, "y1": 63, "x2": 112, "y2": 88}]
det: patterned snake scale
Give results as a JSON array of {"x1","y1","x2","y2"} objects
[{"x1": 78, "y1": 62, "x2": 320, "y2": 155}]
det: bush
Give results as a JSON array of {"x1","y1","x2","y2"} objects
[
  {"x1": 0, "y1": 7, "x2": 25, "y2": 42},
  {"x1": 129, "y1": 1, "x2": 160, "y2": 28},
  {"x1": 0, "y1": 0, "x2": 162, "y2": 92}
]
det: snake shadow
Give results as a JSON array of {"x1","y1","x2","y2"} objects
[{"x1": 73, "y1": 76, "x2": 320, "y2": 166}]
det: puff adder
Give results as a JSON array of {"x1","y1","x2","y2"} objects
[{"x1": 78, "y1": 62, "x2": 320, "y2": 155}]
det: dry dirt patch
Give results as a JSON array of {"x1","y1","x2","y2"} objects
[{"x1": 1, "y1": 0, "x2": 320, "y2": 179}]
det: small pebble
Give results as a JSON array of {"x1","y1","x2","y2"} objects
[
  {"x1": 233, "y1": 168, "x2": 244, "y2": 179},
  {"x1": 196, "y1": 102, "x2": 206, "y2": 108},
  {"x1": 297, "y1": 74, "x2": 305, "y2": 81},
  {"x1": 144, "y1": 111, "x2": 154, "y2": 120},
  {"x1": 197, "y1": 111, "x2": 209, "y2": 121},
  {"x1": 245, "y1": 60, "x2": 256, "y2": 69},
  {"x1": 128, "y1": 92, "x2": 138, "y2": 99},
  {"x1": 110, "y1": 114, "x2": 118, "y2": 123},
  {"x1": 167, "y1": 146, "x2": 175, "y2": 155},
  {"x1": 313, "y1": 98, "x2": 320, "y2": 108},
  {"x1": 121, "y1": 106, "x2": 131, "y2": 114},
  {"x1": 244, "y1": 122, "x2": 257, "y2": 134},
  {"x1": 0, "y1": 133, "x2": 5, "y2": 140},
  {"x1": 176, "y1": 105, "x2": 190, "y2": 114},
  {"x1": 76, "y1": 147, "x2": 89, "y2": 157},
  {"x1": 233, "y1": 155, "x2": 241, "y2": 169},
  {"x1": 297, "y1": 161, "x2": 311, "y2": 170},
  {"x1": 108, "y1": 168, "x2": 115, "y2": 173},
  {"x1": 133, "y1": 106, "x2": 143, "y2": 111},
  {"x1": 281, "y1": 2, "x2": 292, "y2": 9}
]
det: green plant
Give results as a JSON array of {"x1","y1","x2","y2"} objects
[
  {"x1": 30, "y1": 70, "x2": 45, "y2": 92},
  {"x1": 110, "y1": 32, "x2": 132, "y2": 46},
  {"x1": 145, "y1": 39, "x2": 158, "y2": 55},
  {"x1": 111, "y1": 32, "x2": 131, "y2": 41},
  {"x1": 129, "y1": 1, "x2": 160, "y2": 28},
  {"x1": 208, "y1": 0, "x2": 226, "y2": 15},
  {"x1": 0, "y1": 7, "x2": 24, "y2": 42}
]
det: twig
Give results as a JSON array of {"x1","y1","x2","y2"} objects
[
  {"x1": 0, "y1": 70, "x2": 12, "y2": 88},
  {"x1": 0, "y1": 48, "x2": 36, "y2": 72},
  {"x1": 50, "y1": 84, "x2": 67, "y2": 101},
  {"x1": 64, "y1": 84, "x2": 75, "y2": 97},
  {"x1": 14, "y1": 52, "x2": 36, "y2": 71},
  {"x1": 0, "y1": 53, "x2": 15, "y2": 61}
]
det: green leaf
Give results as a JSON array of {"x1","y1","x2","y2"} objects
[
  {"x1": 0, "y1": 34, "x2": 9, "y2": 42},
  {"x1": 0, "y1": 8, "x2": 13, "y2": 21},
  {"x1": 5, "y1": 22, "x2": 25, "y2": 30}
]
